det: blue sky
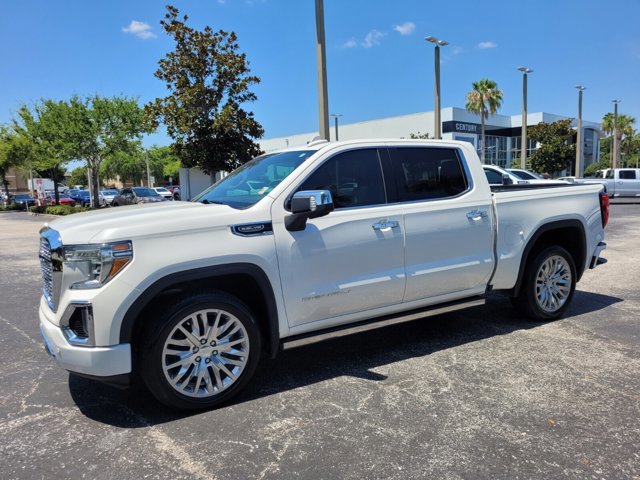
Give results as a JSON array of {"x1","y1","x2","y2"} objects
[{"x1": 1, "y1": 0, "x2": 639, "y2": 146}]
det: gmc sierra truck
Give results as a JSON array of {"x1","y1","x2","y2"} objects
[{"x1": 38, "y1": 139, "x2": 609, "y2": 410}]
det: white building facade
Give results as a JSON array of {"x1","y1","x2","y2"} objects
[{"x1": 260, "y1": 107, "x2": 602, "y2": 176}]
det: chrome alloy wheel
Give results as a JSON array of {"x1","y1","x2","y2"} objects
[
  {"x1": 534, "y1": 255, "x2": 572, "y2": 313},
  {"x1": 161, "y1": 309, "x2": 250, "y2": 398}
]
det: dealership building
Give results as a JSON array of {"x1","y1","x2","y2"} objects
[{"x1": 260, "y1": 107, "x2": 603, "y2": 176}]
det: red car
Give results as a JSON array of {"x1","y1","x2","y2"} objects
[{"x1": 44, "y1": 194, "x2": 76, "y2": 206}]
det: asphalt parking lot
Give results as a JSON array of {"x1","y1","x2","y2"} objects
[{"x1": 1, "y1": 206, "x2": 639, "y2": 480}]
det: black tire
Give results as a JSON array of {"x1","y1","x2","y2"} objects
[
  {"x1": 112, "y1": 202, "x2": 119, "y2": 207},
  {"x1": 139, "y1": 291, "x2": 261, "y2": 410},
  {"x1": 511, "y1": 245, "x2": 576, "y2": 321}
]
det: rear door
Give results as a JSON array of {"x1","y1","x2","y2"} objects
[
  {"x1": 387, "y1": 146, "x2": 495, "y2": 302},
  {"x1": 616, "y1": 169, "x2": 640, "y2": 196}
]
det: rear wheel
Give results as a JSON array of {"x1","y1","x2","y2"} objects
[
  {"x1": 512, "y1": 245, "x2": 576, "y2": 321},
  {"x1": 140, "y1": 292, "x2": 261, "y2": 410}
]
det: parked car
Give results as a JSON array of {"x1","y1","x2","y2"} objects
[
  {"x1": 112, "y1": 187, "x2": 167, "y2": 206},
  {"x1": 153, "y1": 187, "x2": 174, "y2": 200},
  {"x1": 44, "y1": 194, "x2": 76, "y2": 206},
  {"x1": 166, "y1": 185, "x2": 181, "y2": 200},
  {"x1": 100, "y1": 189, "x2": 120, "y2": 206},
  {"x1": 483, "y1": 165, "x2": 568, "y2": 186},
  {"x1": 13, "y1": 193, "x2": 36, "y2": 208},
  {"x1": 68, "y1": 189, "x2": 106, "y2": 207},
  {"x1": 38, "y1": 139, "x2": 609, "y2": 410},
  {"x1": 507, "y1": 168, "x2": 544, "y2": 180}
]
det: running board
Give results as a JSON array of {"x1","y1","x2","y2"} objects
[{"x1": 281, "y1": 296, "x2": 485, "y2": 351}]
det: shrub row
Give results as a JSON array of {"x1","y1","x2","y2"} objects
[
  {"x1": 0, "y1": 203, "x2": 29, "y2": 211},
  {"x1": 29, "y1": 205, "x2": 90, "y2": 216}
]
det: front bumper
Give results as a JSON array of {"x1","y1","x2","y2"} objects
[{"x1": 39, "y1": 304, "x2": 132, "y2": 377}]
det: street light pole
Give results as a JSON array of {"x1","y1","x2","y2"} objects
[
  {"x1": 315, "y1": 0, "x2": 330, "y2": 141},
  {"x1": 517, "y1": 67, "x2": 533, "y2": 169},
  {"x1": 575, "y1": 86, "x2": 586, "y2": 177},
  {"x1": 330, "y1": 114, "x2": 342, "y2": 141},
  {"x1": 612, "y1": 99, "x2": 621, "y2": 170},
  {"x1": 425, "y1": 36, "x2": 448, "y2": 139}
]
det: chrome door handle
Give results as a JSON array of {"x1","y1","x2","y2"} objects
[
  {"x1": 372, "y1": 220, "x2": 399, "y2": 231},
  {"x1": 466, "y1": 210, "x2": 488, "y2": 220}
]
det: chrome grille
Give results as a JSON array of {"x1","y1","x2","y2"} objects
[{"x1": 39, "y1": 238, "x2": 54, "y2": 309}]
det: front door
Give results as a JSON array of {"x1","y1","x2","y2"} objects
[{"x1": 272, "y1": 148, "x2": 406, "y2": 328}]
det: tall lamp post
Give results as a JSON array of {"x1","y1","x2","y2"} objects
[
  {"x1": 425, "y1": 36, "x2": 448, "y2": 139},
  {"x1": 517, "y1": 67, "x2": 533, "y2": 169},
  {"x1": 574, "y1": 85, "x2": 586, "y2": 177},
  {"x1": 330, "y1": 113, "x2": 343, "y2": 141},
  {"x1": 612, "y1": 99, "x2": 621, "y2": 169},
  {"x1": 315, "y1": 0, "x2": 330, "y2": 141}
]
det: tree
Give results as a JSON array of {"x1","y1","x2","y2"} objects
[
  {"x1": 601, "y1": 113, "x2": 635, "y2": 168},
  {"x1": 146, "y1": 5, "x2": 264, "y2": 176},
  {"x1": 408, "y1": 132, "x2": 430, "y2": 139},
  {"x1": 13, "y1": 100, "x2": 76, "y2": 204},
  {"x1": 527, "y1": 119, "x2": 575, "y2": 174},
  {"x1": 465, "y1": 79, "x2": 503, "y2": 163},
  {"x1": 0, "y1": 126, "x2": 23, "y2": 200},
  {"x1": 63, "y1": 96, "x2": 150, "y2": 207},
  {"x1": 68, "y1": 166, "x2": 89, "y2": 188},
  {"x1": 621, "y1": 131, "x2": 640, "y2": 168},
  {"x1": 147, "y1": 145, "x2": 180, "y2": 184}
]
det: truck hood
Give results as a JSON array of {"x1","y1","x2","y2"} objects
[{"x1": 46, "y1": 201, "x2": 241, "y2": 244}]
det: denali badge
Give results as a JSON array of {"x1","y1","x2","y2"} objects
[{"x1": 231, "y1": 222, "x2": 273, "y2": 237}]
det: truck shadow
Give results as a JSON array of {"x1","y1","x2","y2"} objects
[{"x1": 69, "y1": 290, "x2": 623, "y2": 427}]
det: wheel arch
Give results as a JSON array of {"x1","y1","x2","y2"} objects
[
  {"x1": 120, "y1": 263, "x2": 280, "y2": 358},
  {"x1": 510, "y1": 219, "x2": 586, "y2": 297}
]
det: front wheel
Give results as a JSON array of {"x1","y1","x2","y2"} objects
[
  {"x1": 511, "y1": 245, "x2": 576, "y2": 321},
  {"x1": 140, "y1": 292, "x2": 261, "y2": 410}
]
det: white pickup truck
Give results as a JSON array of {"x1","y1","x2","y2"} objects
[
  {"x1": 576, "y1": 168, "x2": 640, "y2": 197},
  {"x1": 38, "y1": 139, "x2": 609, "y2": 410}
]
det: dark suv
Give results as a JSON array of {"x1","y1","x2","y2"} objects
[{"x1": 112, "y1": 187, "x2": 167, "y2": 206}]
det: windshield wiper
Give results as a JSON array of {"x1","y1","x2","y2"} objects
[{"x1": 201, "y1": 199, "x2": 226, "y2": 205}]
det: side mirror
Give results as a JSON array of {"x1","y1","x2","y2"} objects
[
  {"x1": 285, "y1": 190, "x2": 334, "y2": 232},
  {"x1": 502, "y1": 174, "x2": 513, "y2": 186}
]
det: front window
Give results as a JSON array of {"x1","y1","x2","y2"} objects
[{"x1": 194, "y1": 150, "x2": 315, "y2": 209}]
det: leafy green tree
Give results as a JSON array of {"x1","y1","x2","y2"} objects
[
  {"x1": 601, "y1": 113, "x2": 635, "y2": 138},
  {"x1": 101, "y1": 144, "x2": 146, "y2": 186},
  {"x1": 68, "y1": 167, "x2": 88, "y2": 188},
  {"x1": 146, "y1": 5, "x2": 264, "y2": 176},
  {"x1": 465, "y1": 79, "x2": 503, "y2": 163},
  {"x1": 147, "y1": 145, "x2": 180, "y2": 184},
  {"x1": 408, "y1": 132, "x2": 430, "y2": 139},
  {"x1": 584, "y1": 161, "x2": 609, "y2": 177},
  {"x1": 63, "y1": 95, "x2": 150, "y2": 207},
  {"x1": 0, "y1": 126, "x2": 23, "y2": 199},
  {"x1": 527, "y1": 119, "x2": 575, "y2": 174},
  {"x1": 621, "y1": 131, "x2": 640, "y2": 168},
  {"x1": 14, "y1": 100, "x2": 76, "y2": 203}
]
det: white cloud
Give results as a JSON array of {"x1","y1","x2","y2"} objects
[
  {"x1": 392, "y1": 21, "x2": 415, "y2": 36},
  {"x1": 452, "y1": 46, "x2": 463, "y2": 55},
  {"x1": 362, "y1": 30, "x2": 385, "y2": 48},
  {"x1": 122, "y1": 20, "x2": 156, "y2": 40},
  {"x1": 342, "y1": 38, "x2": 358, "y2": 49},
  {"x1": 477, "y1": 41, "x2": 497, "y2": 49}
]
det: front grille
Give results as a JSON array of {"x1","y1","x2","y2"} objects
[{"x1": 39, "y1": 238, "x2": 54, "y2": 309}]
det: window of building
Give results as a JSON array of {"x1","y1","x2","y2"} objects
[
  {"x1": 388, "y1": 147, "x2": 468, "y2": 201},
  {"x1": 484, "y1": 136, "x2": 508, "y2": 167},
  {"x1": 298, "y1": 149, "x2": 386, "y2": 209}
]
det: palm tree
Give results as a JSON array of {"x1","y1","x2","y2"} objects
[
  {"x1": 465, "y1": 79, "x2": 503, "y2": 163},
  {"x1": 602, "y1": 113, "x2": 635, "y2": 166}
]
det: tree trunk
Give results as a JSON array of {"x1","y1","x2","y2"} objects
[
  {"x1": 52, "y1": 167, "x2": 60, "y2": 205},
  {"x1": 481, "y1": 107, "x2": 486, "y2": 164},
  {"x1": 89, "y1": 160, "x2": 101, "y2": 209}
]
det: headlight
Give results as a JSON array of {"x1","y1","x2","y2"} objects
[{"x1": 63, "y1": 241, "x2": 133, "y2": 289}]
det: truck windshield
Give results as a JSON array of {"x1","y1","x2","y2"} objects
[{"x1": 193, "y1": 150, "x2": 314, "y2": 209}]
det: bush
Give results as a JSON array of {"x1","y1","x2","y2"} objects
[
  {"x1": 0, "y1": 203, "x2": 28, "y2": 211},
  {"x1": 29, "y1": 205, "x2": 90, "y2": 216}
]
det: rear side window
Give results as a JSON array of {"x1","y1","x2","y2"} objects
[
  {"x1": 619, "y1": 170, "x2": 637, "y2": 179},
  {"x1": 298, "y1": 148, "x2": 386, "y2": 209},
  {"x1": 484, "y1": 168, "x2": 504, "y2": 185},
  {"x1": 389, "y1": 148, "x2": 468, "y2": 201}
]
